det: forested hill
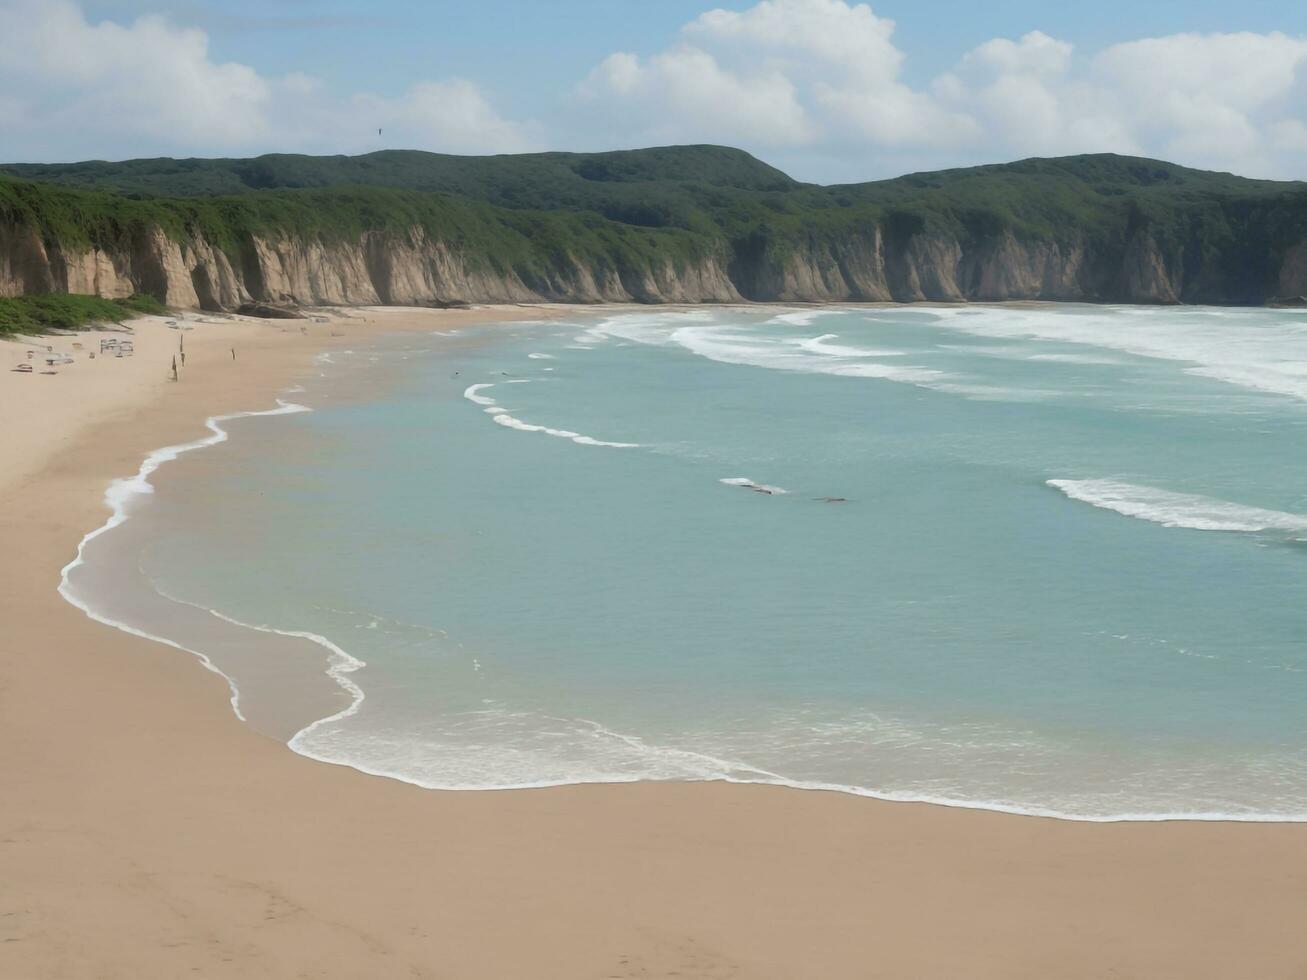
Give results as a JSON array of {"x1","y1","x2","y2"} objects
[
  {"x1": 2, "y1": 145, "x2": 799, "y2": 205},
  {"x1": 3, "y1": 145, "x2": 1306, "y2": 311}
]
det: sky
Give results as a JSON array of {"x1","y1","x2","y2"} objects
[{"x1": 2, "y1": 0, "x2": 1306, "y2": 183}]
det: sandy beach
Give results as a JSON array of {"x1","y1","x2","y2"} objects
[{"x1": 4, "y1": 304, "x2": 1307, "y2": 980}]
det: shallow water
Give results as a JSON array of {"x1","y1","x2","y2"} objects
[{"x1": 63, "y1": 304, "x2": 1307, "y2": 820}]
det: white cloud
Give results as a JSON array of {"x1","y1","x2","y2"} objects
[
  {"x1": 0, "y1": 0, "x2": 534, "y2": 160},
  {"x1": 960, "y1": 31, "x2": 1073, "y2": 79},
  {"x1": 686, "y1": 0, "x2": 904, "y2": 87},
  {"x1": 4, "y1": 0, "x2": 1307, "y2": 182},
  {"x1": 349, "y1": 81, "x2": 536, "y2": 155},
  {"x1": 936, "y1": 28, "x2": 1307, "y2": 176},
  {"x1": 580, "y1": 47, "x2": 812, "y2": 145},
  {"x1": 581, "y1": 0, "x2": 1307, "y2": 180},
  {"x1": 1093, "y1": 32, "x2": 1307, "y2": 114},
  {"x1": 580, "y1": 0, "x2": 969, "y2": 151},
  {"x1": 936, "y1": 31, "x2": 1097, "y2": 157},
  {"x1": 0, "y1": 0, "x2": 269, "y2": 152}
]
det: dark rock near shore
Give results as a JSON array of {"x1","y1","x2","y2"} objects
[{"x1": 236, "y1": 302, "x2": 306, "y2": 319}]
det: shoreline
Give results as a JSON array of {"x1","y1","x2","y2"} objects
[
  {"x1": 58, "y1": 398, "x2": 319, "y2": 733},
  {"x1": 5, "y1": 303, "x2": 1307, "y2": 977},
  {"x1": 69, "y1": 306, "x2": 1302, "y2": 824}
]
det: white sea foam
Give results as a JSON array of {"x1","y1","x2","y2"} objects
[
  {"x1": 466, "y1": 379, "x2": 637, "y2": 448},
  {"x1": 1027, "y1": 352, "x2": 1125, "y2": 365},
  {"x1": 926, "y1": 304, "x2": 1307, "y2": 402},
  {"x1": 571, "y1": 434, "x2": 639, "y2": 447},
  {"x1": 720, "y1": 476, "x2": 789, "y2": 495},
  {"x1": 285, "y1": 701, "x2": 1307, "y2": 822},
  {"x1": 604, "y1": 304, "x2": 1307, "y2": 405},
  {"x1": 58, "y1": 399, "x2": 312, "y2": 720},
  {"x1": 773, "y1": 309, "x2": 835, "y2": 326},
  {"x1": 527, "y1": 352, "x2": 555, "y2": 359},
  {"x1": 289, "y1": 709, "x2": 788, "y2": 794},
  {"x1": 223, "y1": 614, "x2": 369, "y2": 750},
  {"x1": 1047, "y1": 479, "x2": 1307, "y2": 532},
  {"x1": 672, "y1": 324, "x2": 950, "y2": 387},
  {"x1": 937, "y1": 343, "x2": 1125, "y2": 366},
  {"x1": 492, "y1": 413, "x2": 580, "y2": 437},
  {"x1": 587, "y1": 309, "x2": 716, "y2": 347},
  {"x1": 462, "y1": 382, "x2": 498, "y2": 406},
  {"x1": 594, "y1": 311, "x2": 1048, "y2": 400},
  {"x1": 792, "y1": 333, "x2": 905, "y2": 357},
  {"x1": 491, "y1": 412, "x2": 638, "y2": 448},
  {"x1": 142, "y1": 583, "x2": 370, "y2": 739}
]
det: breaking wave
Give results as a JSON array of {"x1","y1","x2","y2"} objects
[{"x1": 1047, "y1": 479, "x2": 1307, "y2": 533}]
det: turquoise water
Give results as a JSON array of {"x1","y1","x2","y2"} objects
[{"x1": 69, "y1": 305, "x2": 1307, "y2": 819}]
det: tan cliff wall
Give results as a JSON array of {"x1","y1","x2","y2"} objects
[
  {"x1": 720, "y1": 225, "x2": 1209, "y2": 305},
  {"x1": 1, "y1": 217, "x2": 1301, "y2": 308},
  {"x1": 0, "y1": 222, "x2": 744, "y2": 308}
]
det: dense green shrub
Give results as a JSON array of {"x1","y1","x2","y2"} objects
[{"x1": 0, "y1": 293, "x2": 165, "y2": 335}]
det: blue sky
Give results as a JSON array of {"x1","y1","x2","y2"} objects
[
  {"x1": 81, "y1": 1, "x2": 1306, "y2": 86},
  {"x1": 7, "y1": 0, "x2": 1307, "y2": 181}
]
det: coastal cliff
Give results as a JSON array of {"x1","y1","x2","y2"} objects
[
  {"x1": 7, "y1": 217, "x2": 1300, "y2": 310},
  {"x1": 4, "y1": 146, "x2": 1307, "y2": 310},
  {"x1": 0, "y1": 221, "x2": 743, "y2": 307}
]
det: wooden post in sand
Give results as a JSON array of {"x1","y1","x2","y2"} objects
[{"x1": 171, "y1": 355, "x2": 178, "y2": 382}]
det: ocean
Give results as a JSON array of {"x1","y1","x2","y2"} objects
[{"x1": 61, "y1": 304, "x2": 1307, "y2": 820}]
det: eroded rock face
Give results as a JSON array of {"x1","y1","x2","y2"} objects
[
  {"x1": 0, "y1": 224, "x2": 56, "y2": 296},
  {"x1": 1279, "y1": 242, "x2": 1307, "y2": 299},
  {"x1": 1121, "y1": 232, "x2": 1182, "y2": 304},
  {"x1": 964, "y1": 234, "x2": 1090, "y2": 301},
  {"x1": 1, "y1": 216, "x2": 1303, "y2": 309}
]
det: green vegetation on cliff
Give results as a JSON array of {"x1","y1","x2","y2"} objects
[
  {"x1": 3, "y1": 145, "x2": 1307, "y2": 305},
  {"x1": 0, "y1": 293, "x2": 164, "y2": 336},
  {"x1": 0, "y1": 172, "x2": 721, "y2": 286},
  {"x1": 1, "y1": 145, "x2": 798, "y2": 202}
]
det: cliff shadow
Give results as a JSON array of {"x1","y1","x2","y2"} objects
[
  {"x1": 363, "y1": 235, "x2": 395, "y2": 305},
  {"x1": 237, "y1": 239, "x2": 269, "y2": 303},
  {"x1": 190, "y1": 264, "x2": 220, "y2": 311}
]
